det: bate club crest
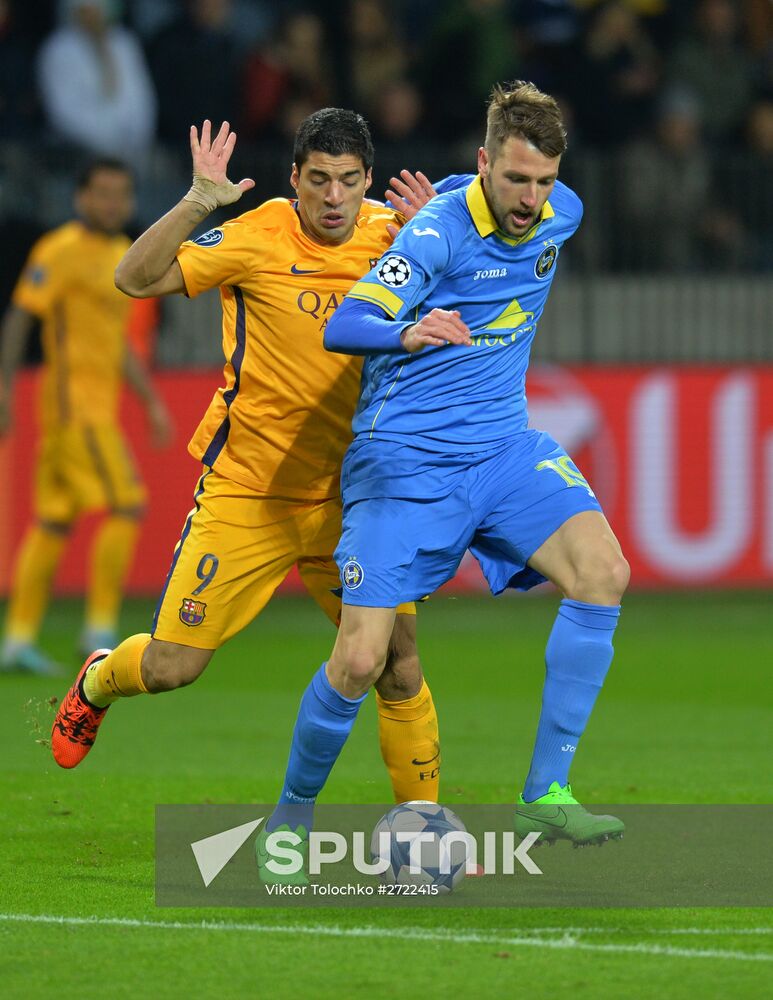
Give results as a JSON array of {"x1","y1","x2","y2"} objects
[
  {"x1": 342, "y1": 558, "x2": 364, "y2": 590},
  {"x1": 179, "y1": 598, "x2": 207, "y2": 627}
]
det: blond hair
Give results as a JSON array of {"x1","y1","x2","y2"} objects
[{"x1": 485, "y1": 81, "x2": 567, "y2": 160}]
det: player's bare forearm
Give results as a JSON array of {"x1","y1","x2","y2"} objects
[
  {"x1": 0, "y1": 306, "x2": 35, "y2": 431},
  {"x1": 115, "y1": 201, "x2": 204, "y2": 298},
  {"x1": 116, "y1": 120, "x2": 255, "y2": 299}
]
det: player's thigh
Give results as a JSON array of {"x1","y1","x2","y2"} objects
[
  {"x1": 528, "y1": 509, "x2": 629, "y2": 599},
  {"x1": 335, "y1": 492, "x2": 475, "y2": 608},
  {"x1": 377, "y1": 609, "x2": 423, "y2": 698},
  {"x1": 152, "y1": 470, "x2": 300, "y2": 650},
  {"x1": 89, "y1": 424, "x2": 146, "y2": 512},
  {"x1": 298, "y1": 497, "x2": 420, "y2": 627},
  {"x1": 296, "y1": 496, "x2": 345, "y2": 626},
  {"x1": 471, "y1": 431, "x2": 606, "y2": 594},
  {"x1": 59, "y1": 424, "x2": 146, "y2": 516},
  {"x1": 297, "y1": 556, "x2": 342, "y2": 626},
  {"x1": 387, "y1": 609, "x2": 418, "y2": 662}
]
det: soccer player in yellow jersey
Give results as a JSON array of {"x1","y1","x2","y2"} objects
[
  {"x1": 0, "y1": 159, "x2": 172, "y2": 675},
  {"x1": 51, "y1": 111, "x2": 441, "y2": 811}
]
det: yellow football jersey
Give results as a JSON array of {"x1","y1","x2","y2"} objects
[
  {"x1": 12, "y1": 221, "x2": 132, "y2": 429},
  {"x1": 178, "y1": 198, "x2": 397, "y2": 499}
]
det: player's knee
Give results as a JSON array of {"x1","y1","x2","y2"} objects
[
  {"x1": 383, "y1": 626, "x2": 421, "y2": 694},
  {"x1": 572, "y1": 549, "x2": 630, "y2": 604},
  {"x1": 344, "y1": 647, "x2": 387, "y2": 686},
  {"x1": 141, "y1": 640, "x2": 212, "y2": 692},
  {"x1": 376, "y1": 657, "x2": 423, "y2": 700},
  {"x1": 328, "y1": 644, "x2": 388, "y2": 695},
  {"x1": 330, "y1": 610, "x2": 397, "y2": 695},
  {"x1": 386, "y1": 614, "x2": 418, "y2": 663},
  {"x1": 381, "y1": 614, "x2": 422, "y2": 694},
  {"x1": 608, "y1": 552, "x2": 631, "y2": 599}
]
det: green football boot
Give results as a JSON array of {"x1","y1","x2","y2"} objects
[
  {"x1": 255, "y1": 823, "x2": 310, "y2": 885},
  {"x1": 515, "y1": 782, "x2": 625, "y2": 847}
]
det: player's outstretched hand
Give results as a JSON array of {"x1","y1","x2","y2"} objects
[
  {"x1": 401, "y1": 309, "x2": 472, "y2": 354},
  {"x1": 184, "y1": 120, "x2": 255, "y2": 214},
  {"x1": 386, "y1": 170, "x2": 437, "y2": 219},
  {"x1": 385, "y1": 171, "x2": 437, "y2": 238}
]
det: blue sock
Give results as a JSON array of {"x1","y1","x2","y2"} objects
[
  {"x1": 523, "y1": 599, "x2": 621, "y2": 802},
  {"x1": 267, "y1": 664, "x2": 366, "y2": 832}
]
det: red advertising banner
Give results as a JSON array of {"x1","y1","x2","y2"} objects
[
  {"x1": 452, "y1": 365, "x2": 773, "y2": 590},
  {"x1": 1, "y1": 366, "x2": 771, "y2": 596}
]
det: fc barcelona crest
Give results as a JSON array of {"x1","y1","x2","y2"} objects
[{"x1": 179, "y1": 597, "x2": 207, "y2": 626}]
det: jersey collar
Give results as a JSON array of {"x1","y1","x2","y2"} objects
[{"x1": 465, "y1": 175, "x2": 554, "y2": 246}]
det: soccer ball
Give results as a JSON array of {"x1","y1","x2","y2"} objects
[
  {"x1": 370, "y1": 801, "x2": 470, "y2": 893},
  {"x1": 377, "y1": 255, "x2": 412, "y2": 287}
]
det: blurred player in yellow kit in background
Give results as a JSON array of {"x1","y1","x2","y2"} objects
[
  {"x1": 0, "y1": 159, "x2": 172, "y2": 675},
  {"x1": 50, "y1": 112, "x2": 442, "y2": 812}
]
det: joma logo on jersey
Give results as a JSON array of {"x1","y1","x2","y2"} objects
[
  {"x1": 473, "y1": 267, "x2": 508, "y2": 280},
  {"x1": 179, "y1": 598, "x2": 207, "y2": 626}
]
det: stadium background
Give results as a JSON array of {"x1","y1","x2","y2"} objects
[{"x1": 1, "y1": 0, "x2": 771, "y2": 596}]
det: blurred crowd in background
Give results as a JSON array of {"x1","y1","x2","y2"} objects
[{"x1": 0, "y1": 0, "x2": 772, "y2": 281}]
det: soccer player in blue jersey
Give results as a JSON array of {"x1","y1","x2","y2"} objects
[{"x1": 266, "y1": 82, "x2": 628, "y2": 851}]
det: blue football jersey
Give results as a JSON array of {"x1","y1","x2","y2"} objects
[{"x1": 336, "y1": 174, "x2": 583, "y2": 451}]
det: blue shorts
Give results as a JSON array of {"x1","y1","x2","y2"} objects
[{"x1": 335, "y1": 431, "x2": 604, "y2": 607}]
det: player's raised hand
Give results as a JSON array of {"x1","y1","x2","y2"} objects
[
  {"x1": 386, "y1": 171, "x2": 437, "y2": 221},
  {"x1": 184, "y1": 120, "x2": 255, "y2": 214},
  {"x1": 400, "y1": 308, "x2": 472, "y2": 354}
]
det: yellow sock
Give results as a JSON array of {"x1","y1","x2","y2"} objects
[
  {"x1": 84, "y1": 633, "x2": 150, "y2": 707},
  {"x1": 376, "y1": 680, "x2": 440, "y2": 803},
  {"x1": 85, "y1": 515, "x2": 140, "y2": 633},
  {"x1": 5, "y1": 525, "x2": 68, "y2": 643}
]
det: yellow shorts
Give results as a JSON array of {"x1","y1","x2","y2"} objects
[
  {"x1": 152, "y1": 468, "x2": 414, "y2": 650},
  {"x1": 35, "y1": 423, "x2": 146, "y2": 525}
]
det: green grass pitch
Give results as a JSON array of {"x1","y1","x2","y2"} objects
[{"x1": 1, "y1": 591, "x2": 771, "y2": 998}]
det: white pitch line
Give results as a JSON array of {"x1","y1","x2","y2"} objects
[
  {"x1": 0, "y1": 914, "x2": 770, "y2": 963},
  {"x1": 485, "y1": 926, "x2": 773, "y2": 937}
]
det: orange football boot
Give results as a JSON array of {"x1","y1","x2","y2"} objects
[{"x1": 51, "y1": 649, "x2": 112, "y2": 769}]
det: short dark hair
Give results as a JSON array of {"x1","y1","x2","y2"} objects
[
  {"x1": 293, "y1": 108, "x2": 374, "y2": 172},
  {"x1": 75, "y1": 157, "x2": 133, "y2": 190},
  {"x1": 485, "y1": 81, "x2": 567, "y2": 160}
]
